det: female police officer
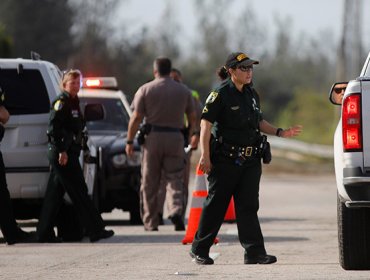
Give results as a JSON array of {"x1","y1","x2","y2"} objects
[
  {"x1": 190, "y1": 52, "x2": 302, "y2": 265},
  {"x1": 37, "y1": 70, "x2": 114, "y2": 242}
]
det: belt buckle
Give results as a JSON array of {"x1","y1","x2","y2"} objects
[{"x1": 245, "y1": 147, "x2": 253, "y2": 157}]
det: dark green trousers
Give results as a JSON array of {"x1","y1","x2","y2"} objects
[
  {"x1": 37, "y1": 147, "x2": 104, "y2": 240},
  {"x1": 0, "y1": 152, "x2": 20, "y2": 242},
  {"x1": 192, "y1": 156, "x2": 266, "y2": 258}
]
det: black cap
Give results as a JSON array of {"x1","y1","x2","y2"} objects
[{"x1": 225, "y1": 52, "x2": 259, "y2": 69}]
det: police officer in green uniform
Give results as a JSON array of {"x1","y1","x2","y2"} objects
[
  {"x1": 190, "y1": 52, "x2": 302, "y2": 265},
  {"x1": 0, "y1": 87, "x2": 35, "y2": 245},
  {"x1": 36, "y1": 70, "x2": 114, "y2": 242}
]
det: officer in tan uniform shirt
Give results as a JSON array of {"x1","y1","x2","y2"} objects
[
  {"x1": 157, "y1": 68, "x2": 202, "y2": 229},
  {"x1": 126, "y1": 57, "x2": 196, "y2": 231}
]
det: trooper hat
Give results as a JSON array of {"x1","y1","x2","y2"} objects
[{"x1": 225, "y1": 52, "x2": 259, "y2": 69}]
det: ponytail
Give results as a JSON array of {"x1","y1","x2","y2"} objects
[{"x1": 217, "y1": 66, "x2": 229, "y2": 81}]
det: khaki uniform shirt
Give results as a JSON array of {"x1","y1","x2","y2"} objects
[{"x1": 132, "y1": 77, "x2": 194, "y2": 128}]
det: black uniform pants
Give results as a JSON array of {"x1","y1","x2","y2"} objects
[
  {"x1": 0, "y1": 151, "x2": 19, "y2": 241},
  {"x1": 37, "y1": 148, "x2": 104, "y2": 240},
  {"x1": 191, "y1": 156, "x2": 266, "y2": 258}
]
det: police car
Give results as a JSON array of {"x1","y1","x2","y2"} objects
[
  {"x1": 78, "y1": 77, "x2": 142, "y2": 224},
  {"x1": 329, "y1": 51, "x2": 370, "y2": 270}
]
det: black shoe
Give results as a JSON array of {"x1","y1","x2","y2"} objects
[
  {"x1": 170, "y1": 215, "x2": 185, "y2": 231},
  {"x1": 189, "y1": 251, "x2": 214, "y2": 265},
  {"x1": 244, "y1": 254, "x2": 277, "y2": 264},
  {"x1": 6, "y1": 230, "x2": 37, "y2": 245},
  {"x1": 144, "y1": 227, "x2": 158, "y2": 231},
  {"x1": 89, "y1": 229, "x2": 114, "y2": 242}
]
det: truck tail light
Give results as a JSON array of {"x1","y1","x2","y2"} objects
[{"x1": 342, "y1": 93, "x2": 362, "y2": 151}]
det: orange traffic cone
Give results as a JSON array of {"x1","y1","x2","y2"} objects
[
  {"x1": 224, "y1": 196, "x2": 236, "y2": 223},
  {"x1": 182, "y1": 165, "x2": 218, "y2": 245}
]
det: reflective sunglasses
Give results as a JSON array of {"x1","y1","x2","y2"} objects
[
  {"x1": 237, "y1": 65, "x2": 253, "y2": 72},
  {"x1": 334, "y1": 87, "x2": 346, "y2": 94}
]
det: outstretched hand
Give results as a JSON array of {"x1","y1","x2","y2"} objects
[{"x1": 281, "y1": 125, "x2": 303, "y2": 138}]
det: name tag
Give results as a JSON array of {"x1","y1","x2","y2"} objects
[{"x1": 72, "y1": 110, "x2": 79, "y2": 118}]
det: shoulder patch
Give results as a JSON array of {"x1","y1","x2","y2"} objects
[
  {"x1": 54, "y1": 100, "x2": 64, "y2": 111},
  {"x1": 205, "y1": 92, "x2": 219, "y2": 104}
]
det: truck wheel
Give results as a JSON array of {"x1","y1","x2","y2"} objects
[{"x1": 337, "y1": 194, "x2": 370, "y2": 270}]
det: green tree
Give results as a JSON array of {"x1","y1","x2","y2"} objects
[
  {"x1": 0, "y1": 0, "x2": 74, "y2": 66},
  {"x1": 277, "y1": 88, "x2": 335, "y2": 145},
  {"x1": 67, "y1": 0, "x2": 119, "y2": 73},
  {"x1": 178, "y1": 0, "x2": 231, "y2": 102},
  {"x1": 255, "y1": 16, "x2": 334, "y2": 122},
  {"x1": 0, "y1": 25, "x2": 12, "y2": 57}
]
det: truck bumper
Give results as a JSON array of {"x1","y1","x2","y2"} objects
[{"x1": 343, "y1": 167, "x2": 370, "y2": 205}]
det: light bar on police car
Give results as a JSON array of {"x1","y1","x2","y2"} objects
[{"x1": 83, "y1": 77, "x2": 118, "y2": 89}]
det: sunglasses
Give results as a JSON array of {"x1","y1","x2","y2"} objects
[
  {"x1": 334, "y1": 87, "x2": 346, "y2": 94},
  {"x1": 237, "y1": 65, "x2": 253, "y2": 72}
]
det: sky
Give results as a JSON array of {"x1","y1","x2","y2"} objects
[{"x1": 117, "y1": 0, "x2": 370, "y2": 56}]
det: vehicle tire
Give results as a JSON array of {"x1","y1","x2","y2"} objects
[{"x1": 337, "y1": 194, "x2": 370, "y2": 270}]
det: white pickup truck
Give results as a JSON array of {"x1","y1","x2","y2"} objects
[
  {"x1": 329, "y1": 51, "x2": 370, "y2": 270},
  {"x1": 0, "y1": 56, "x2": 100, "y2": 222}
]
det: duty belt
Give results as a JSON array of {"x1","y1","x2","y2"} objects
[
  {"x1": 47, "y1": 134, "x2": 81, "y2": 145},
  {"x1": 151, "y1": 124, "x2": 181, "y2": 133},
  {"x1": 221, "y1": 142, "x2": 260, "y2": 158}
]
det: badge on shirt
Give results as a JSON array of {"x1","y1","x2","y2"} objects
[
  {"x1": 252, "y1": 98, "x2": 260, "y2": 111},
  {"x1": 0, "y1": 93, "x2": 4, "y2": 102},
  {"x1": 205, "y1": 92, "x2": 218, "y2": 104},
  {"x1": 54, "y1": 100, "x2": 63, "y2": 111}
]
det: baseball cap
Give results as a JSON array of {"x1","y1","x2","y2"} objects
[{"x1": 225, "y1": 52, "x2": 259, "y2": 69}]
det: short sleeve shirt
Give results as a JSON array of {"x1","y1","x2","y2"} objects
[
  {"x1": 132, "y1": 77, "x2": 194, "y2": 128},
  {"x1": 48, "y1": 91, "x2": 84, "y2": 153},
  {"x1": 202, "y1": 79, "x2": 263, "y2": 146}
]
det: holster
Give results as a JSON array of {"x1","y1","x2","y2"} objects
[
  {"x1": 260, "y1": 135, "x2": 272, "y2": 164},
  {"x1": 137, "y1": 123, "x2": 152, "y2": 145}
]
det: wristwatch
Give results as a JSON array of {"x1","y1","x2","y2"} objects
[{"x1": 276, "y1": 128, "x2": 283, "y2": 137}]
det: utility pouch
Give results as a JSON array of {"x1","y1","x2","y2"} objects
[
  {"x1": 137, "y1": 123, "x2": 152, "y2": 145},
  {"x1": 260, "y1": 135, "x2": 272, "y2": 164}
]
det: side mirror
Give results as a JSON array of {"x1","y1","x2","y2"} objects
[
  {"x1": 329, "y1": 82, "x2": 348, "y2": 105},
  {"x1": 84, "y1": 103, "x2": 104, "y2": 121}
]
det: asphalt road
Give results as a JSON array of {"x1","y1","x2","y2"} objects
[{"x1": 1, "y1": 171, "x2": 370, "y2": 279}]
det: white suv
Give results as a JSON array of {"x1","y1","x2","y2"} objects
[{"x1": 329, "y1": 51, "x2": 370, "y2": 270}]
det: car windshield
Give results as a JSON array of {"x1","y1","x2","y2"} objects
[{"x1": 79, "y1": 97, "x2": 129, "y2": 131}]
